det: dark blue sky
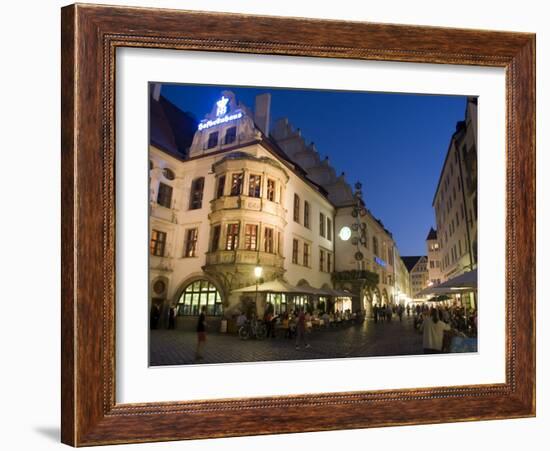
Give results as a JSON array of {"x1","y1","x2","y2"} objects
[{"x1": 161, "y1": 83, "x2": 467, "y2": 256}]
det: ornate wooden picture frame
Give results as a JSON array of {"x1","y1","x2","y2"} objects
[{"x1": 61, "y1": 3, "x2": 535, "y2": 446}]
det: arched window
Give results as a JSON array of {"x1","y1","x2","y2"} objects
[
  {"x1": 177, "y1": 280, "x2": 223, "y2": 316},
  {"x1": 189, "y1": 177, "x2": 205, "y2": 210}
]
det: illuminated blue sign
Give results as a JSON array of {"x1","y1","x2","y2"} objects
[
  {"x1": 216, "y1": 96, "x2": 229, "y2": 117},
  {"x1": 374, "y1": 256, "x2": 387, "y2": 267},
  {"x1": 198, "y1": 112, "x2": 243, "y2": 131}
]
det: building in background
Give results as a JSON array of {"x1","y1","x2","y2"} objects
[
  {"x1": 432, "y1": 97, "x2": 478, "y2": 283},
  {"x1": 426, "y1": 227, "x2": 442, "y2": 286},
  {"x1": 149, "y1": 86, "x2": 411, "y2": 328},
  {"x1": 402, "y1": 256, "x2": 429, "y2": 300}
]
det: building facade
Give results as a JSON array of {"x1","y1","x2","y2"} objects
[
  {"x1": 426, "y1": 227, "x2": 443, "y2": 286},
  {"x1": 432, "y1": 97, "x2": 478, "y2": 282},
  {"x1": 402, "y1": 256, "x2": 429, "y2": 300},
  {"x1": 149, "y1": 88, "x2": 411, "y2": 327}
]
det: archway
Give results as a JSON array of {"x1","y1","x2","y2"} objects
[{"x1": 175, "y1": 277, "x2": 224, "y2": 317}]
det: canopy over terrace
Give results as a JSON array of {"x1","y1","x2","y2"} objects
[
  {"x1": 232, "y1": 280, "x2": 355, "y2": 314},
  {"x1": 416, "y1": 269, "x2": 478, "y2": 297}
]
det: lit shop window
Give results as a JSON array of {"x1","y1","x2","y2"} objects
[{"x1": 177, "y1": 280, "x2": 223, "y2": 316}]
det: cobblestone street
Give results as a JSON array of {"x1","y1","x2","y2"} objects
[{"x1": 150, "y1": 316, "x2": 424, "y2": 366}]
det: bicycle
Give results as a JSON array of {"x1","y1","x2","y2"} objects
[{"x1": 238, "y1": 318, "x2": 267, "y2": 340}]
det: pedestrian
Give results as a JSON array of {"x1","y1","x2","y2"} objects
[
  {"x1": 422, "y1": 307, "x2": 451, "y2": 354},
  {"x1": 264, "y1": 310, "x2": 273, "y2": 338},
  {"x1": 406, "y1": 304, "x2": 410, "y2": 317},
  {"x1": 397, "y1": 304, "x2": 404, "y2": 322},
  {"x1": 195, "y1": 305, "x2": 207, "y2": 361},
  {"x1": 168, "y1": 304, "x2": 177, "y2": 329},
  {"x1": 386, "y1": 304, "x2": 392, "y2": 322},
  {"x1": 373, "y1": 304, "x2": 378, "y2": 323},
  {"x1": 295, "y1": 308, "x2": 310, "y2": 350},
  {"x1": 150, "y1": 303, "x2": 160, "y2": 330}
]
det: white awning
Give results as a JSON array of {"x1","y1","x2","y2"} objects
[{"x1": 415, "y1": 269, "x2": 477, "y2": 297}]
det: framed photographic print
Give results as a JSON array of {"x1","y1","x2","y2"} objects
[{"x1": 61, "y1": 3, "x2": 535, "y2": 446}]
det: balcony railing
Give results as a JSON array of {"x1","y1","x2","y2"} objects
[
  {"x1": 205, "y1": 249, "x2": 284, "y2": 268},
  {"x1": 210, "y1": 195, "x2": 285, "y2": 217}
]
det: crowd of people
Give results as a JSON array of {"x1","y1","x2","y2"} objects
[{"x1": 234, "y1": 306, "x2": 364, "y2": 346}]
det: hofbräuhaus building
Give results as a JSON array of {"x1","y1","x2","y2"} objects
[{"x1": 149, "y1": 88, "x2": 410, "y2": 329}]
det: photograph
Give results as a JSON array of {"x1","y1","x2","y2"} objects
[{"x1": 148, "y1": 83, "x2": 479, "y2": 365}]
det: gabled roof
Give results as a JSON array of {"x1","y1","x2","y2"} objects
[
  {"x1": 401, "y1": 256, "x2": 425, "y2": 272},
  {"x1": 149, "y1": 92, "x2": 197, "y2": 158},
  {"x1": 426, "y1": 227, "x2": 437, "y2": 240}
]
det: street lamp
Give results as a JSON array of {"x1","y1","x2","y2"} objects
[{"x1": 254, "y1": 266, "x2": 263, "y2": 317}]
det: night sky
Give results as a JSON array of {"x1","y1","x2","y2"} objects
[{"x1": 161, "y1": 83, "x2": 468, "y2": 256}]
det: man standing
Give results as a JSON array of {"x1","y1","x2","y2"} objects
[
  {"x1": 195, "y1": 305, "x2": 207, "y2": 361},
  {"x1": 295, "y1": 308, "x2": 311, "y2": 350}
]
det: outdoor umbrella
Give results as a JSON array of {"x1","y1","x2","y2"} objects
[{"x1": 232, "y1": 279, "x2": 312, "y2": 294}]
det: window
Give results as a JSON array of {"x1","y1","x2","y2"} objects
[
  {"x1": 211, "y1": 225, "x2": 221, "y2": 252},
  {"x1": 225, "y1": 223, "x2": 240, "y2": 250},
  {"x1": 304, "y1": 201, "x2": 310, "y2": 228},
  {"x1": 177, "y1": 280, "x2": 223, "y2": 316},
  {"x1": 224, "y1": 126, "x2": 237, "y2": 144},
  {"x1": 319, "y1": 249, "x2": 325, "y2": 272},
  {"x1": 267, "y1": 179, "x2": 276, "y2": 202},
  {"x1": 430, "y1": 261, "x2": 435, "y2": 268},
  {"x1": 244, "y1": 224, "x2": 258, "y2": 250},
  {"x1": 293, "y1": 194, "x2": 300, "y2": 223},
  {"x1": 327, "y1": 253, "x2": 332, "y2": 273},
  {"x1": 319, "y1": 212, "x2": 325, "y2": 237},
  {"x1": 157, "y1": 182, "x2": 173, "y2": 208},
  {"x1": 248, "y1": 174, "x2": 261, "y2": 198},
  {"x1": 264, "y1": 227, "x2": 274, "y2": 253},
  {"x1": 184, "y1": 228, "x2": 198, "y2": 257},
  {"x1": 230, "y1": 173, "x2": 243, "y2": 196},
  {"x1": 189, "y1": 177, "x2": 205, "y2": 210},
  {"x1": 303, "y1": 243, "x2": 310, "y2": 267},
  {"x1": 327, "y1": 218, "x2": 332, "y2": 241},
  {"x1": 216, "y1": 175, "x2": 225, "y2": 199},
  {"x1": 277, "y1": 231, "x2": 282, "y2": 255},
  {"x1": 373, "y1": 236, "x2": 379, "y2": 256},
  {"x1": 207, "y1": 131, "x2": 218, "y2": 149},
  {"x1": 292, "y1": 239, "x2": 299, "y2": 264},
  {"x1": 163, "y1": 168, "x2": 175, "y2": 180},
  {"x1": 150, "y1": 230, "x2": 166, "y2": 257},
  {"x1": 458, "y1": 239, "x2": 462, "y2": 256}
]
